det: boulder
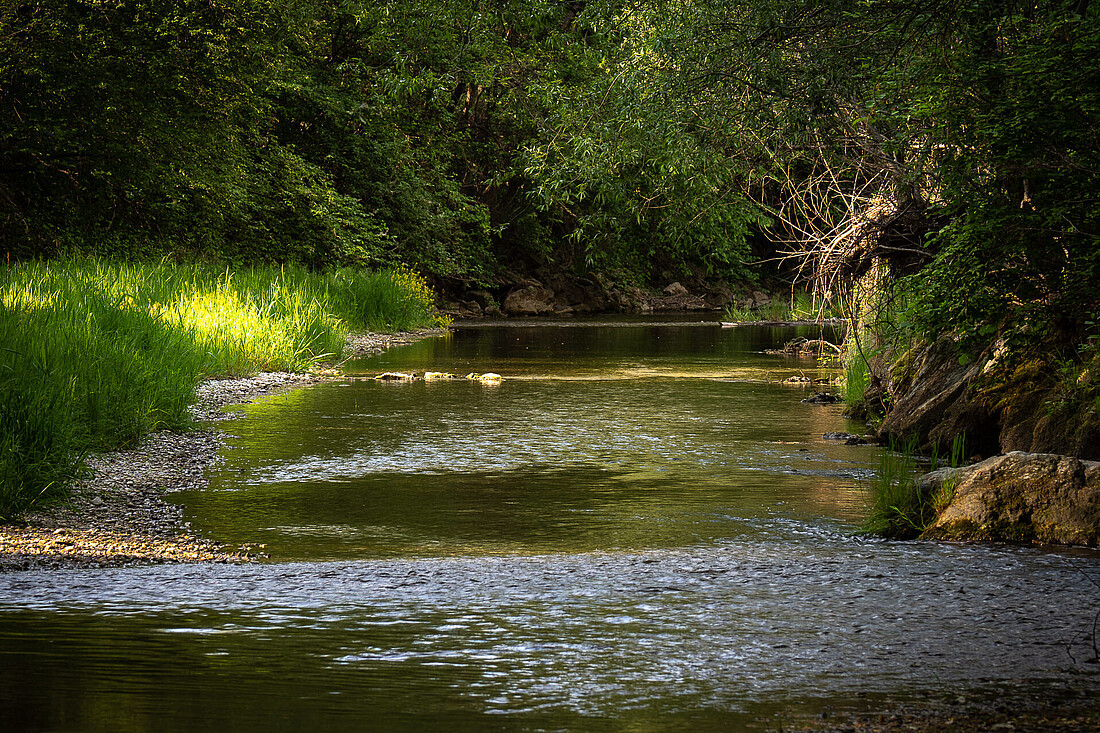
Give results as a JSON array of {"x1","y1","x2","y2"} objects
[
  {"x1": 459, "y1": 299, "x2": 483, "y2": 317},
  {"x1": 502, "y1": 284, "x2": 555, "y2": 316},
  {"x1": 555, "y1": 278, "x2": 610, "y2": 314},
  {"x1": 923, "y1": 451, "x2": 1100, "y2": 546},
  {"x1": 604, "y1": 288, "x2": 632, "y2": 313},
  {"x1": 467, "y1": 290, "x2": 503, "y2": 317},
  {"x1": 870, "y1": 337, "x2": 1100, "y2": 460},
  {"x1": 467, "y1": 290, "x2": 497, "y2": 311}
]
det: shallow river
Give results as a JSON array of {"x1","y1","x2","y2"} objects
[{"x1": 2, "y1": 320, "x2": 1098, "y2": 731}]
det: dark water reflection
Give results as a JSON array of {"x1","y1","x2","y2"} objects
[{"x1": 2, "y1": 321, "x2": 1098, "y2": 731}]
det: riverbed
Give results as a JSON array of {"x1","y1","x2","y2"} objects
[{"x1": 1, "y1": 320, "x2": 1097, "y2": 730}]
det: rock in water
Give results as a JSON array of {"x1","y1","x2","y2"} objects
[
  {"x1": 801, "y1": 392, "x2": 841, "y2": 404},
  {"x1": 374, "y1": 372, "x2": 416, "y2": 381},
  {"x1": 465, "y1": 372, "x2": 502, "y2": 383},
  {"x1": 822, "y1": 432, "x2": 868, "y2": 444},
  {"x1": 923, "y1": 451, "x2": 1100, "y2": 546}
]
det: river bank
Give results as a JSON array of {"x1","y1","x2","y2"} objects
[{"x1": 0, "y1": 329, "x2": 445, "y2": 572}]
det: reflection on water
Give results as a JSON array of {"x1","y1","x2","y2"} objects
[
  {"x1": 1, "y1": 322, "x2": 1098, "y2": 731},
  {"x1": 173, "y1": 323, "x2": 866, "y2": 560}
]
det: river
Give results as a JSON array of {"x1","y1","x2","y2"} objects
[{"x1": 1, "y1": 320, "x2": 1097, "y2": 731}]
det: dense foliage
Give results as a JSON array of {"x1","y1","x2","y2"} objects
[
  {"x1": 644, "y1": 0, "x2": 1099, "y2": 337},
  {"x1": 3, "y1": 3, "x2": 1098, "y2": 450},
  {"x1": 0, "y1": 0, "x2": 763, "y2": 282},
  {"x1": 4, "y1": 1, "x2": 1097, "y2": 297}
]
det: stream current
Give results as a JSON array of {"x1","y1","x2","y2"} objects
[{"x1": 2, "y1": 320, "x2": 1098, "y2": 730}]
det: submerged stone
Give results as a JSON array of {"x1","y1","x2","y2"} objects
[
  {"x1": 822, "y1": 432, "x2": 868, "y2": 444},
  {"x1": 802, "y1": 392, "x2": 841, "y2": 404}
]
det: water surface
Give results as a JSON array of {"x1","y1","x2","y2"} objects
[{"x1": 2, "y1": 321, "x2": 1097, "y2": 731}]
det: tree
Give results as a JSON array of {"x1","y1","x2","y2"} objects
[
  {"x1": 626, "y1": 0, "x2": 1099, "y2": 342},
  {"x1": 0, "y1": 0, "x2": 385, "y2": 265},
  {"x1": 519, "y1": 0, "x2": 769, "y2": 281}
]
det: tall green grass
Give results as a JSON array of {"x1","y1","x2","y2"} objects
[
  {"x1": 723, "y1": 291, "x2": 845, "y2": 323},
  {"x1": 0, "y1": 259, "x2": 444, "y2": 520},
  {"x1": 842, "y1": 353, "x2": 871, "y2": 406},
  {"x1": 861, "y1": 435, "x2": 966, "y2": 539}
]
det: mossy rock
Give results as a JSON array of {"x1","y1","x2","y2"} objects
[{"x1": 923, "y1": 452, "x2": 1100, "y2": 547}]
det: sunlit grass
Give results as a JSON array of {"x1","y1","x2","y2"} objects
[
  {"x1": 842, "y1": 352, "x2": 871, "y2": 407},
  {"x1": 723, "y1": 291, "x2": 845, "y2": 322},
  {"x1": 0, "y1": 258, "x2": 445, "y2": 520}
]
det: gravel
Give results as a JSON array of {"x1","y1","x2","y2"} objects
[{"x1": 0, "y1": 329, "x2": 445, "y2": 573}]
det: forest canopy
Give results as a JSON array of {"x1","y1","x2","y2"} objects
[{"x1": 2, "y1": 0, "x2": 1098, "y2": 346}]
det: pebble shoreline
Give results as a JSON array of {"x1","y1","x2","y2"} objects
[{"x1": 0, "y1": 329, "x2": 445, "y2": 573}]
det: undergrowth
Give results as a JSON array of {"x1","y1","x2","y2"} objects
[
  {"x1": 843, "y1": 353, "x2": 871, "y2": 407},
  {"x1": 861, "y1": 435, "x2": 966, "y2": 539},
  {"x1": 0, "y1": 259, "x2": 445, "y2": 520},
  {"x1": 723, "y1": 291, "x2": 845, "y2": 323}
]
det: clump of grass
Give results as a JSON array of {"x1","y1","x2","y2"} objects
[
  {"x1": 861, "y1": 435, "x2": 966, "y2": 539},
  {"x1": 0, "y1": 372, "x2": 83, "y2": 520},
  {"x1": 0, "y1": 258, "x2": 445, "y2": 520},
  {"x1": 721, "y1": 303, "x2": 758, "y2": 321},
  {"x1": 723, "y1": 291, "x2": 845, "y2": 323},
  {"x1": 842, "y1": 353, "x2": 871, "y2": 407}
]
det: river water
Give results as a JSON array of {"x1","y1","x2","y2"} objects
[{"x1": 2, "y1": 321, "x2": 1098, "y2": 731}]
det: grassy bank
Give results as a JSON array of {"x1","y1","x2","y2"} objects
[
  {"x1": 861, "y1": 436, "x2": 965, "y2": 539},
  {"x1": 723, "y1": 291, "x2": 845, "y2": 323},
  {"x1": 0, "y1": 259, "x2": 445, "y2": 520}
]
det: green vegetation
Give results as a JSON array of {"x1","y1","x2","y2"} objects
[
  {"x1": 0, "y1": 0, "x2": 763, "y2": 283},
  {"x1": 0, "y1": 260, "x2": 442, "y2": 520},
  {"x1": 861, "y1": 436, "x2": 965, "y2": 540},
  {"x1": 842, "y1": 356, "x2": 872, "y2": 410},
  {"x1": 723, "y1": 292, "x2": 844, "y2": 323},
  {"x1": 2, "y1": 1, "x2": 1098, "y2": 522},
  {"x1": 650, "y1": 1, "x2": 1100, "y2": 453},
  {"x1": 5, "y1": 1, "x2": 1096, "y2": 312}
]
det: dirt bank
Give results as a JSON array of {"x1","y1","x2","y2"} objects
[{"x1": 0, "y1": 329, "x2": 445, "y2": 572}]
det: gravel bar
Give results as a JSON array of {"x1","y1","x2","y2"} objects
[{"x1": 0, "y1": 329, "x2": 445, "y2": 572}]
